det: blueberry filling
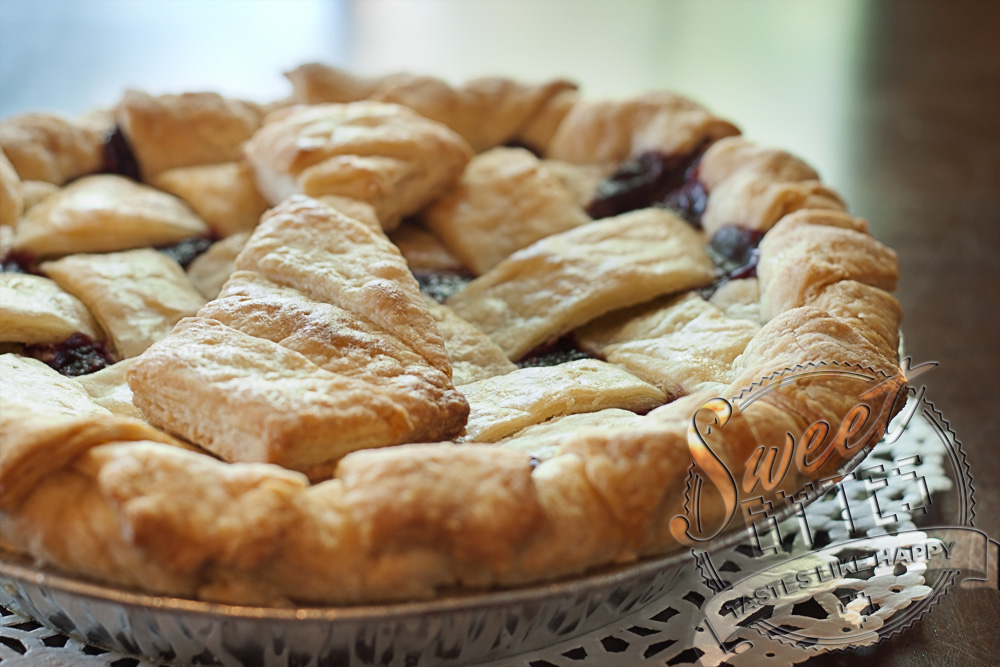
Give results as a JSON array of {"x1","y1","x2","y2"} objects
[
  {"x1": 23, "y1": 332, "x2": 114, "y2": 377},
  {"x1": 516, "y1": 334, "x2": 599, "y2": 369},
  {"x1": 707, "y1": 225, "x2": 765, "y2": 274},
  {"x1": 101, "y1": 125, "x2": 142, "y2": 182},
  {"x1": 412, "y1": 269, "x2": 474, "y2": 303},
  {"x1": 1, "y1": 250, "x2": 39, "y2": 274},
  {"x1": 586, "y1": 144, "x2": 709, "y2": 225},
  {"x1": 660, "y1": 175, "x2": 709, "y2": 227},
  {"x1": 156, "y1": 236, "x2": 216, "y2": 268},
  {"x1": 699, "y1": 224, "x2": 766, "y2": 297}
]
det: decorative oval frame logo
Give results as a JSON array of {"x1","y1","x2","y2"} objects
[{"x1": 676, "y1": 360, "x2": 988, "y2": 653}]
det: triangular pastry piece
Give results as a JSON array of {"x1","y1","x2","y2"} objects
[
  {"x1": 234, "y1": 197, "x2": 453, "y2": 374},
  {"x1": 0, "y1": 273, "x2": 101, "y2": 344},
  {"x1": 446, "y1": 208, "x2": 713, "y2": 360},
  {"x1": 13, "y1": 175, "x2": 209, "y2": 257},
  {"x1": 128, "y1": 196, "x2": 469, "y2": 474},
  {"x1": 0, "y1": 354, "x2": 110, "y2": 418}
]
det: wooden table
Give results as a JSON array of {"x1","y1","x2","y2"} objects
[
  {"x1": 797, "y1": 2, "x2": 1000, "y2": 666},
  {"x1": 1, "y1": 0, "x2": 997, "y2": 664}
]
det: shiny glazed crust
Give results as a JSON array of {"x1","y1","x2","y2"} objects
[{"x1": 0, "y1": 67, "x2": 906, "y2": 606}]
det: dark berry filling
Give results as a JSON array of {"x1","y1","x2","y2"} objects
[
  {"x1": 23, "y1": 332, "x2": 114, "y2": 377},
  {"x1": 699, "y1": 224, "x2": 766, "y2": 297},
  {"x1": 1, "y1": 250, "x2": 39, "y2": 274},
  {"x1": 586, "y1": 144, "x2": 709, "y2": 225},
  {"x1": 660, "y1": 176, "x2": 709, "y2": 227},
  {"x1": 707, "y1": 225, "x2": 765, "y2": 274},
  {"x1": 516, "y1": 334, "x2": 599, "y2": 369},
  {"x1": 413, "y1": 269, "x2": 474, "y2": 303},
  {"x1": 156, "y1": 236, "x2": 216, "y2": 268},
  {"x1": 502, "y1": 139, "x2": 543, "y2": 158},
  {"x1": 101, "y1": 125, "x2": 142, "y2": 182}
]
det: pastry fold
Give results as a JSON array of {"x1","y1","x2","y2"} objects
[
  {"x1": 0, "y1": 354, "x2": 110, "y2": 420},
  {"x1": 540, "y1": 159, "x2": 609, "y2": 208},
  {"x1": 128, "y1": 197, "x2": 469, "y2": 474},
  {"x1": 446, "y1": 208, "x2": 714, "y2": 359},
  {"x1": 243, "y1": 102, "x2": 472, "y2": 229},
  {"x1": 421, "y1": 147, "x2": 590, "y2": 275},
  {"x1": 13, "y1": 175, "x2": 209, "y2": 258},
  {"x1": 699, "y1": 137, "x2": 845, "y2": 236},
  {"x1": 42, "y1": 249, "x2": 207, "y2": 358},
  {"x1": 708, "y1": 278, "x2": 761, "y2": 323},
  {"x1": 0, "y1": 273, "x2": 101, "y2": 344},
  {"x1": 757, "y1": 209, "x2": 899, "y2": 321}
]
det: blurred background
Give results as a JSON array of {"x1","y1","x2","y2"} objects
[
  {"x1": 1, "y1": 1, "x2": 998, "y2": 665},
  {"x1": 1, "y1": 0, "x2": 869, "y2": 190}
]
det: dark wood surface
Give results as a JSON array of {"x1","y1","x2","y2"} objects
[
  {"x1": 805, "y1": 2, "x2": 1000, "y2": 665},
  {"x1": 1, "y1": 1, "x2": 997, "y2": 665}
]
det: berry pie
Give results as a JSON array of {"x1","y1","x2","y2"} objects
[{"x1": 0, "y1": 64, "x2": 905, "y2": 605}]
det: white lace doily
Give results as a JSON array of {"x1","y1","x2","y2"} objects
[{"x1": 0, "y1": 405, "x2": 958, "y2": 667}]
